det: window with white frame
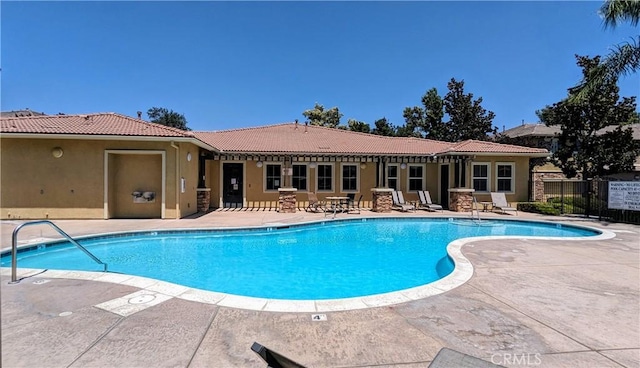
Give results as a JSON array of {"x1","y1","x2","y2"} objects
[
  {"x1": 265, "y1": 164, "x2": 282, "y2": 191},
  {"x1": 317, "y1": 164, "x2": 333, "y2": 192},
  {"x1": 472, "y1": 163, "x2": 490, "y2": 192},
  {"x1": 496, "y1": 163, "x2": 515, "y2": 192},
  {"x1": 387, "y1": 164, "x2": 399, "y2": 190},
  {"x1": 408, "y1": 165, "x2": 424, "y2": 191},
  {"x1": 341, "y1": 164, "x2": 358, "y2": 192},
  {"x1": 292, "y1": 164, "x2": 307, "y2": 191}
]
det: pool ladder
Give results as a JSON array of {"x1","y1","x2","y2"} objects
[
  {"x1": 9, "y1": 220, "x2": 108, "y2": 284},
  {"x1": 471, "y1": 196, "x2": 482, "y2": 222}
]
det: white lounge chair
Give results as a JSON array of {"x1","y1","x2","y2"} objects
[
  {"x1": 417, "y1": 190, "x2": 443, "y2": 212},
  {"x1": 490, "y1": 192, "x2": 518, "y2": 215},
  {"x1": 392, "y1": 190, "x2": 415, "y2": 212}
]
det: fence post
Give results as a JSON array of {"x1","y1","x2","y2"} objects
[
  {"x1": 585, "y1": 178, "x2": 592, "y2": 218},
  {"x1": 597, "y1": 179, "x2": 603, "y2": 221},
  {"x1": 560, "y1": 180, "x2": 565, "y2": 214}
]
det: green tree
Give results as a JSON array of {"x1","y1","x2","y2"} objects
[
  {"x1": 371, "y1": 117, "x2": 396, "y2": 136},
  {"x1": 302, "y1": 103, "x2": 343, "y2": 128},
  {"x1": 147, "y1": 107, "x2": 190, "y2": 131},
  {"x1": 444, "y1": 78, "x2": 497, "y2": 141},
  {"x1": 538, "y1": 55, "x2": 639, "y2": 179},
  {"x1": 402, "y1": 88, "x2": 447, "y2": 140},
  {"x1": 402, "y1": 80, "x2": 496, "y2": 142},
  {"x1": 395, "y1": 124, "x2": 420, "y2": 137},
  {"x1": 347, "y1": 119, "x2": 371, "y2": 133},
  {"x1": 571, "y1": 0, "x2": 640, "y2": 100}
]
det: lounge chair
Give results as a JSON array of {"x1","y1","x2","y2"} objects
[
  {"x1": 490, "y1": 192, "x2": 518, "y2": 215},
  {"x1": 346, "y1": 193, "x2": 362, "y2": 214},
  {"x1": 306, "y1": 192, "x2": 326, "y2": 213},
  {"x1": 417, "y1": 190, "x2": 443, "y2": 212},
  {"x1": 392, "y1": 190, "x2": 415, "y2": 212}
]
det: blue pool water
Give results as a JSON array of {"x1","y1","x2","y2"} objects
[{"x1": 1, "y1": 218, "x2": 599, "y2": 300}]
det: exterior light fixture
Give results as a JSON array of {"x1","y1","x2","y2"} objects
[
  {"x1": 360, "y1": 163, "x2": 367, "y2": 169},
  {"x1": 400, "y1": 163, "x2": 407, "y2": 169},
  {"x1": 256, "y1": 161, "x2": 263, "y2": 168},
  {"x1": 187, "y1": 152, "x2": 192, "y2": 162},
  {"x1": 309, "y1": 163, "x2": 317, "y2": 169},
  {"x1": 51, "y1": 147, "x2": 64, "y2": 158}
]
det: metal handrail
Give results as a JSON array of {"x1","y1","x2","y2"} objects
[
  {"x1": 471, "y1": 196, "x2": 481, "y2": 221},
  {"x1": 9, "y1": 220, "x2": 108, "y2": 283}
]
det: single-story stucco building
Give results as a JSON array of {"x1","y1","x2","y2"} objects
[{"x1": 1, "y1": 113, "x2": 548, "y2": 219}]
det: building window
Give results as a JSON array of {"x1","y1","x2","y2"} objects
[
  {"x1": 408, "y1": 165, "x2": 424, "y2": 191},
  {"x1": 292, "y1": 164, "x2": 307, "y2": 191},
  {"x1": 317, "y1": 164, "x2": 333, "y2": 192},
  {"x1": 496, "y1": 163, "x2": 515, "y2": 192},
  {"x1": 265, "y1": 164, "x2": 281, "y2": 191},
  {"x1": 550, "y1": 138, "x2": 559, "y2": 153},
  {"x1": 341, "y1": 164, "x2": 358, "y2": 192},
  {"x1": 472, "y1": 163, "x2": 490, "y2": 192},
  {"x1": 387, "y1": 164, "x2": 399, "y2": 190}
]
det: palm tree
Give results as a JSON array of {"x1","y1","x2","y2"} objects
[
  {"x1": 570, "y1": 0, "x2": 640, "y2": 100},
  {"x1": 600, "y1": 0, "x2": 640, "y2": 27}
]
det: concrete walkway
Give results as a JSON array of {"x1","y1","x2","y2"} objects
[{"x1": 1, "y1": 210, "x2": 639, "y2": 367}]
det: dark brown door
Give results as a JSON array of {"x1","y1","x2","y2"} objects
[
  {"x1": 223, "y1": 163, "x2": 243, "y2": 208},
  {"x1": 440, "y1": 165, "x2": 449, "y2": 210}
]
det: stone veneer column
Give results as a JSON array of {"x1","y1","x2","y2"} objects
[
  {"x1": 371, "y1": 188, "x2": 393, "y2": 212},
  {"x1": 278, "y1": 188, "x2": 297, "y2": 213},
  {"x1": 532, "y1": 172, "x2": 566, "y2": 202},
  {"x1": 448, "y1": 188, "x2": 475, "y2": 212},
  {"x1": 196, "y1": 188, "x2": 211, "y2": 212}
]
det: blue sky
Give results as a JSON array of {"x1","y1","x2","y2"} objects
[{"x1": 2, "y1": 1, "x2": 638, "y2": 132}]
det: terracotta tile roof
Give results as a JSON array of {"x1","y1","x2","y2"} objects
[
  {"x1": 0, "y1": 112, "x2": 194, "y2": 137},
  {"x1": 446, "y1": 139, "x2": 548, "y2": 154},
  {"x1": 194, "y1": 123, "x2": 548, "y2": 156},
  {"x1": 194, "y1": 123, "x2": 452, "y2": 155},
  {"x1": 501, "y1": 123, "x2": 560, "y2": 138},
  {"x1": 1, "y1": 115, "x2": 549, "y2": 156}
]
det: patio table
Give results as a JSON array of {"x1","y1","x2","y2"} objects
[{"x1": 325, "y1": 196, "x2": 350, "y2": 218}]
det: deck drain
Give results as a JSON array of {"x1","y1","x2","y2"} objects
[
  {"x1": 129, "y1": 294, "x2": 156, "y2": 304},
  {"x1": 33, "y1": 279, "x2": 51, "y2": 285},
  {"x1": 59, "y1": 311, "x2": 73, "y2": 317}
]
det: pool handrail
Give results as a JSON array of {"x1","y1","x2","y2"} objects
[{"x1": 10, "y1": 220, "x2": 108, "y2": 283}]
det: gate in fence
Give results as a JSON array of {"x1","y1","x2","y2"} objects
[{"x1": 541, "y1": 178, "x2": 640, "y2": 224}]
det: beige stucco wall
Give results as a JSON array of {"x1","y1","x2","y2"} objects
[
  {"x1": 161, "y1": 155, "x2": 533, "y2": 211},
  {"x1": 206, "y1": 160, "x2": 221, "y2": 208},
  {"x1": 109, "y1": 154, "x2": 162, "y2": 218},
  {"x1": 0, "y1": 137, "x2": 200, "y2": 219},
  {"x1": 468, "y1": 156, "x2": 530, "y2": 204},
  {"x1": 203, "y1": 160, "x2": 467, "y2": 209},
  {"x1": 175, "y1": 142, "x2": 200, "y2": 218}
]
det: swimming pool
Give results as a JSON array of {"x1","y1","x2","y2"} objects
[{"x1": 2, "y1": 218, "x2": 602, "y2": 303}]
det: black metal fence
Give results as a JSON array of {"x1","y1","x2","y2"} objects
[{"x1": 542, "y1": 179, "x2": 640, "y2": 224}]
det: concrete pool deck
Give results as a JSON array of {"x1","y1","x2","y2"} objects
[{"x1": 1, "y1": 209, "x2": 639, "y2": 367}]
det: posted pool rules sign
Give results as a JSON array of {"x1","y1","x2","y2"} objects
[{"x1": 608, "y1": 181, "x2": 640, "y2": 211}]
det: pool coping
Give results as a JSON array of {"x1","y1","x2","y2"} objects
[{"x1": 0, "y1": 217, "x2": 616, "y2": 313}]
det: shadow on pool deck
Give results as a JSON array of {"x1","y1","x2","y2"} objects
[{"x1": 1, "y1": 211, "x2": 639, "y2": 367}]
